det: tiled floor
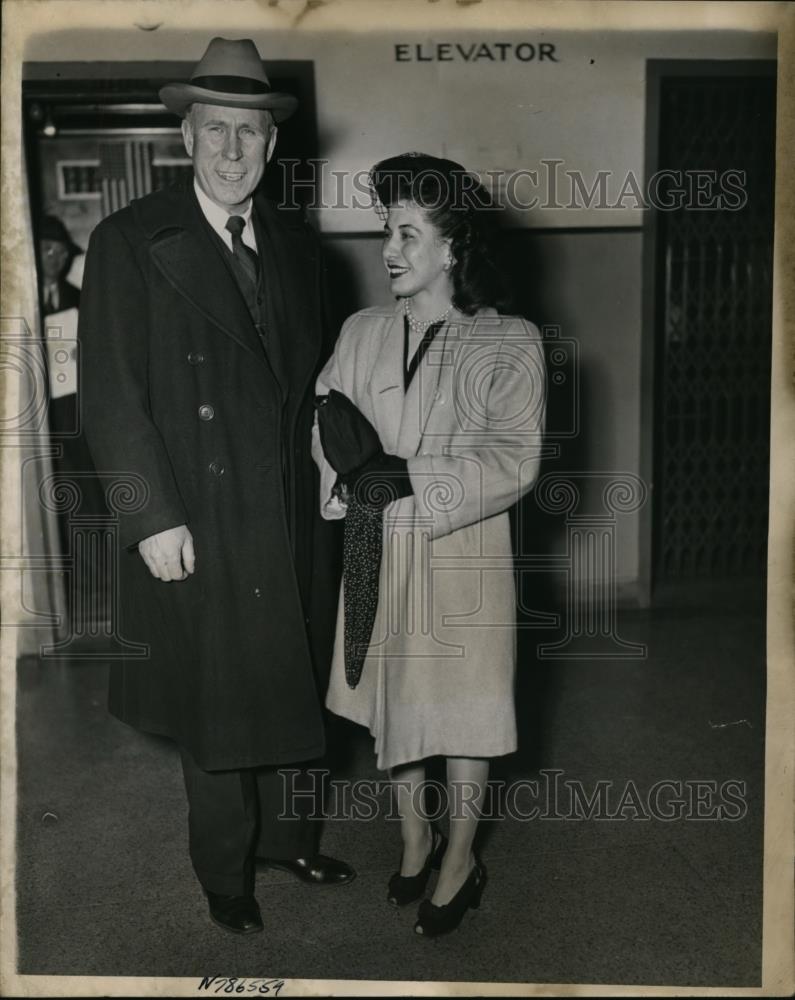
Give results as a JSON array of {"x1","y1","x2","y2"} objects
[{"x1": 14, "y1": 580, "x2": 765, "y2": 988}]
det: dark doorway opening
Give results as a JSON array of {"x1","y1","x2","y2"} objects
[{"x1": 646, "y1": 62, "x2": 776, "y2": 590}]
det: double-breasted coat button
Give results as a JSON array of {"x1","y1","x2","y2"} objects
[
  {"x1": 187, "y1": 351, "x2": 205, "y2": 365},
  {"x1": 198, "y1": 403, "x2": 215, "y2": 421},
  {"x1": 209, "y1": 460, "x2": 224, "y2": 477}
]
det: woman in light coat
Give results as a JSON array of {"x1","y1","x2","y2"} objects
[{"x1": 313, "y1": 153, "x2": 546, "y2": 936}]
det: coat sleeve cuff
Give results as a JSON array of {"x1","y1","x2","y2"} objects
[{"x1": 117, "y1": 509, "x2": 189, "y2": 551}]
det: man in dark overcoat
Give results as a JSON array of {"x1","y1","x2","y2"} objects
[{"x1": 78, "y1": 37, "x2": 352, "y2": 935}]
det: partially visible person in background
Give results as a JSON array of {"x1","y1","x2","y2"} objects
[
  {"x1": 39, "y1": 214, "x2": 82, "y2": 315},
  {"x1": 39, "y1": 213, "x2": 108, "y2": 618}
]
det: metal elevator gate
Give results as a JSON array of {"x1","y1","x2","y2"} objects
[{"x1": 653, "y1": 70, "x2": 776, "y2": 582}]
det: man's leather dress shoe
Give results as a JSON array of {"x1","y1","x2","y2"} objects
[
  {"x1": 205, "y1": 891, "x2": 263, "y2": 934},
  {"x1": 258, "y1": 854, "x2": 356, "y2": 886}
]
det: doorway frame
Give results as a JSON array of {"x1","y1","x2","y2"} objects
[{"x1": 22, "y1": 59, "x2": 319, "y2": 231}]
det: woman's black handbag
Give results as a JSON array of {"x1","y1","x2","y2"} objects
[{"x1": 315, "y1": 389, "x2": 382, "y2": 476}]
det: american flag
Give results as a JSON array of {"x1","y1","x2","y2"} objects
[{"x1": 98, "y1": 142, "x2": 153, "y2": 216}]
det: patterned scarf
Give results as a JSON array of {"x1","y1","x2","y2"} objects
[{"x1": 342, "y1": 496, "x2": 383, "y2": 688}]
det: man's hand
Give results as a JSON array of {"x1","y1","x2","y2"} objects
[{"x1": 138, "y1": 524, "x2": 195, "y2": 581}]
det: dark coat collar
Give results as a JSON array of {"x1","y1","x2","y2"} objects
[
  {"x1": 130, "y1": 186, "x2": 321, "y2": 399},
  {"x1": 133, "y1": 185, "x2": 261, "y2": 360}
]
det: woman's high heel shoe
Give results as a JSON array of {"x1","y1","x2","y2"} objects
[
  {"x1": 387, "y1": 825, "x2": 447, "y2": 906},
  {"x1": 413, "y1": 858, "x2": 487, "y2": 937}
]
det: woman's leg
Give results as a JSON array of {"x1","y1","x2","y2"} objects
[
  {"x1": 432, "y1": 756, "x2": 489, "y2": 904},
  {"x1": 390, "y1": 762, "x2": 432, "y2": 875}
]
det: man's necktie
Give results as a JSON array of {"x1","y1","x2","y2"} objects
[
  {"x1": 225, "y1": 214, "x2": 259, "y2": 289},
  {"x1": 225, "y1": 213, "x2": 276, "y2": 374}
]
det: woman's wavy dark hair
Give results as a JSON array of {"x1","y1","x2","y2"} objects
[{"x1": 368, "y1": 152, "x2": 510, "y2": 315}]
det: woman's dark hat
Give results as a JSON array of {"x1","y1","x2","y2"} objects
[
  {"x1": 39, "y1": 215, "x2": 82, "y2": 255},
  {"x1": 159, "y1": 37, "x2": 298, "y2": 122}
]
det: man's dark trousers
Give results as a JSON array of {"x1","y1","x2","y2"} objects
[{"x1": 180, "y1": 749, "x2": 319, "y2": 895}]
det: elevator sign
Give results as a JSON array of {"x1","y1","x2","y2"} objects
[{"x1": 394, "y1": 42, "x2": 559, "y2": 62}]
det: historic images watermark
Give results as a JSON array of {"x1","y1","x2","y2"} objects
[
  {"x1": 0, "y1": 168, "x2": 725, "y2": 662},
  {"x1": 273, "y1": 159, "x2": 748, "y2": 213},
  {"x1": 279, "y1": 769, "x2": 749, "y2": 823},
  {"x1": 4, "y1": 312, "x2": 648, "y2": 662}
]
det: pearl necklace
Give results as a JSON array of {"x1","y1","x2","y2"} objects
[{"x1": 404, "y1": 298, "x2": 452, "y2": 336}]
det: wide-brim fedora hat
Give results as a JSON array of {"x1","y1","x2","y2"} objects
[{"x1": 159, "y1": 37, "x2": 298, "y2": 122}]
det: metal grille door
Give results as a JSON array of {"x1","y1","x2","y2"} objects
[{"x1": 654, "y1": 73, "x2": 775, "y2": 580}]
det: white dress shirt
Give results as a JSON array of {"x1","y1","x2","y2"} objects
[
  {"x1": 44, "y1": 282, "x2": 60, "y2": 311},
  {"x1": 193, "y1": 180, "x2": 258, "y2": 255}
]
